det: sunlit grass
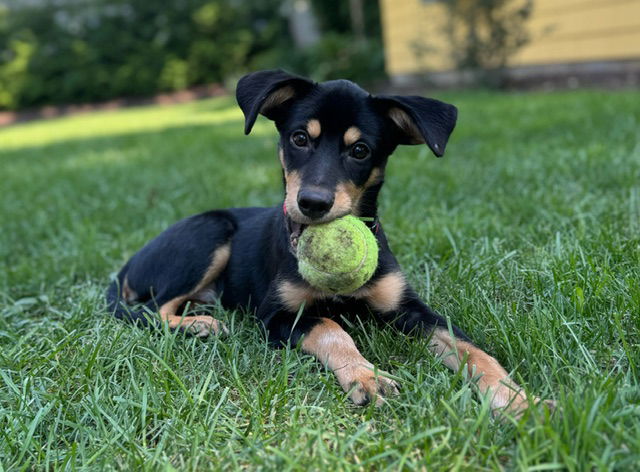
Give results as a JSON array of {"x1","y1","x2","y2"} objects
[
  {"x1": 1, "y1": 89, "x2": 639, "y2": 470},
  {"x1": 0, "y1": 97, "x2": 273, "y2": 151}
]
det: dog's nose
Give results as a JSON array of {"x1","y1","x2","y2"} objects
[{"x1": 297, "y1": 189, "x2": 334, "y2": 219}]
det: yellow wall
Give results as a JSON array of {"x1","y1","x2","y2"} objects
[{"x1": 380, "y1": 0, "x2": 640, "y2": 76}]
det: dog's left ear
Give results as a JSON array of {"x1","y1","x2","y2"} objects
[
  {"x1": 236, "y1": 69, "x2": 315, "y2": 135},
  {"x1": 375, "y1": 95, "x2": 458, "y2": 157}
]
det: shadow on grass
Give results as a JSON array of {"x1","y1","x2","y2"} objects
[{"x1": 0, "y1": 119, "x2": 284, "y2": 290}]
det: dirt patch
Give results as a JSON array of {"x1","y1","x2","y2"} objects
[{"x1": 0, "y1": 83, "x2": 226, "y2": 128}]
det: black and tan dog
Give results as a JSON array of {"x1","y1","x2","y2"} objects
[{"x1": 107, "y1": 70, "x2": 552, "y2": 415}]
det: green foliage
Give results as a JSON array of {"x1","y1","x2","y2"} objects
[
  {"x1": 0, "y1": 37, "x2": 34, "y2": 109},
  {"x1": 0, "y1": 0, "x2": 386, "y2": 110},
  {"x1": 1, "y1": 90, "x2": 640, "y2": 469},
  {"x1": 284, "y1": 32, "x2": 385, "y2": 83},
  {"x1": 442, "y1": 0, "x2": 533, "y2": 87},
  {"x1": 0, "y1": 0, "x2": 287, "y2": 109},
  {"x1": 310, "y1": 0, "x2": 382, "y2": 38},
  {"x1": 293, "y1": 0, "x2": 385, "y2": 83}
]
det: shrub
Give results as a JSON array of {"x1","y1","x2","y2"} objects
[
  {"x1": 0, "y1": 0, "x2": 286, "y2": 110},
  {"x1": 284, "y1": 32, "x2": 385, "y2": 84},
  {"x1": 442, "y1": 0, "x2": 533, "y2": 87}
]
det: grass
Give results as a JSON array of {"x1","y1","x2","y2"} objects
[{"x1": 1, "y1": 89, "x2": 639, "y2": 470}]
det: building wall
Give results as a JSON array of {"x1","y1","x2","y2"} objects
[{"x1": 380, "y1": 0, "x2": 640, "y2": 77}]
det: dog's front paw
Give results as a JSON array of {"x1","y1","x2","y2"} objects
[
  {"x1": 531, "y1": 397, "x2": 557, "y2": 415},
  {"x1": 184, "y1": 316, "x2": 228, "y2": 338},
  {"x1": 492, "y1": 389, "x2": 556, "y2": 419},
  {"x1": 338, "y1": 365, "x2": 400, "y2": 407}
]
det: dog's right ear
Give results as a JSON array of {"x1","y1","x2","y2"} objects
[{"x1": 236, "y1": 70, "x2": 315, "y2": 135}]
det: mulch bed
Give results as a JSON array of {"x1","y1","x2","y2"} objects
[{"x1": 0, "y1": 83, "x2": 226, "y2": 128}]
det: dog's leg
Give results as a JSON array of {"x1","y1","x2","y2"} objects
[
  {"x1": 154, "y1": 243, "x2": 231, "y2": 337},
  {"x1": 109, "y1": 231, "x2": 232, "y2": 337},
  {"x1": 424, "y1": 326, "x2": 554, "y2": 416},
  {"x1": 158, "y1": 296, "x2": 227, "y2": 338},
  {"x1": 260, "y1": 283, "x2": 399, "y2": 406},
  {"x1": 301, "y1": 318, "x2": 399, "y2": 406},
  {"x1": 359, "y1": 273, "x2": 553, "y2": 417}
]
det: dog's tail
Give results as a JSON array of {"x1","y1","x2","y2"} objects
[{"x1": 106, "y1": 270, "x2": 159, "y2": 328}]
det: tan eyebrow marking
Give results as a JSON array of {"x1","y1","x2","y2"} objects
[
  {"x1": 343, "y1": 126, "x2": 362, "y2": 146},
  {"x1": 307, "y1": 119, "x2": 321, "y2": 139}
]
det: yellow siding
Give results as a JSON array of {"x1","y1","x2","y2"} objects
[
  {"x1": 380, "y1": 0, "x2": 451, "y2": 74},
  {"x1": 381, "y1": 0, "x2": 640, "y2": 75}
]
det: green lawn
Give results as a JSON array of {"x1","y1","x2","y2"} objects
[{"x1": 1, "y1": 89, "x2": 639, "y2": 470}]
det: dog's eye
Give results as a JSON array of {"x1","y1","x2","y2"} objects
[
  {"x1": 350, "y1": 142, "x2": 370, "y2": 160},
  {"x1": 291, "y1": 131, "x2": 309, "y2": 147}
]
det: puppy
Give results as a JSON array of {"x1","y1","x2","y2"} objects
[{"x1": 107, "y1": 69, "x2": 552, "y2": 414}]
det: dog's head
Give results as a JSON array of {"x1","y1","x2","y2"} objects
[{"x1": 236, "y1": 69, "x2": 457, "y2": 237}]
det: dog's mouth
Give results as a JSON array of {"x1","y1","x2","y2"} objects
[
  {"x1": 286, "y1": 211, "x2": 357, "y2": 257},
  {"x1": 287, "y1": 218, "x2": 308, "y2": 256}
]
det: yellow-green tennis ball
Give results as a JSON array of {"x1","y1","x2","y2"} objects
[{"x1": 297, "y1": 215, "x2": 379, "y2": 294}]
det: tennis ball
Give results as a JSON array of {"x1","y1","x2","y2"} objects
[{"x1": 297, "y1": 215, "x2": 378, "y2": 294}]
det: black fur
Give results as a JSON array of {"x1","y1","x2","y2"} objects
[
  {"x1": 375, "y1": 95, "x2": 458, "y2": 155},
  {"x1": 236, "y1": 69, "x2": 314, "y2": 134}
]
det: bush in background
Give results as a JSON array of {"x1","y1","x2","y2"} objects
[
  {"x1": 281, "y1": 32, "x2": 384, "y2": 83},
  {"x1": 0, "y1": 0, "x2": 288, "y2": 109},
  {"x1": 0, "y1": 0, "x2": 385, "y2": 110},
  {"x1": 442, "y1": 0, "x2": 533, "y2": 87}
]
